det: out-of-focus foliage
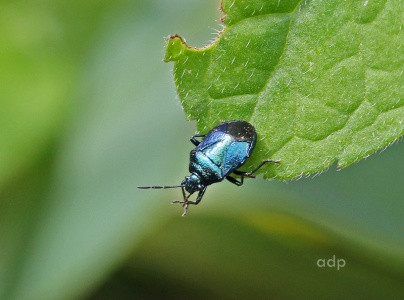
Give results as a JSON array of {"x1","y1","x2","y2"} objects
[{"x1": 0, "y1": 1, "x2": 403, "y2": 300}]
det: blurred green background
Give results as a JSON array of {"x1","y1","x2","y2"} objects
[{"x1": 0, "y1": 1, "x2": 403, "y2": 299}]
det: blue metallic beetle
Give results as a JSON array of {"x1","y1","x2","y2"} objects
[{"x1": 138, "y1": 120, "x2": 279, "y2": 216}]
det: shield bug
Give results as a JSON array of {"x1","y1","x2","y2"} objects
[{"x1": 138, "y1": 120, "x2": 279, "y2": 216}]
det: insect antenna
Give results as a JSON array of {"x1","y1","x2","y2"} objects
[{"x1": 137, "y1": 185, "x2": 184, "y2": 189}]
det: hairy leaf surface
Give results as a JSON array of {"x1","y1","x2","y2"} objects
[{"x1": 165, "y1": 0, "x2": 404, "y2": 179}]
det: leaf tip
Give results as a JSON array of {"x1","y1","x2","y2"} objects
[{"x1": 164, "y1": 34, "x2": 190, "y2": 62}]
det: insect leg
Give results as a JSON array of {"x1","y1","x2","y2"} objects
[
  {"x1": 172, "y1": 186, "x2": 189, "y2": 205},
  {"x1": 226, "y1": 175, "x2": 243, "y2": 186},
  {"x1": 194, "y1": 186, "x2": 207, "y2": 205},
  {"x1": 190, "y1": 134, "x2": 206, "y2": 146},
  {"x1": 181, "y1": 187, "x2": 207, "y2": 205},
  {"x1": 229, "y1": 159, "x2": 280, "y2": 186},
  {"x1": 172, "y1": 186, "x2": 188, "y2": 205},
  {"x1": 172, "y1": 187, "x2": 207, "y2": 216},
  {"x1": 246, "y1": 159, "x2": 280, "y2": 176}
]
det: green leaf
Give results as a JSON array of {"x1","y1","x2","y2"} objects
[{"x1": 165, "y1": 0, "x2": 404, "y2": 179}]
